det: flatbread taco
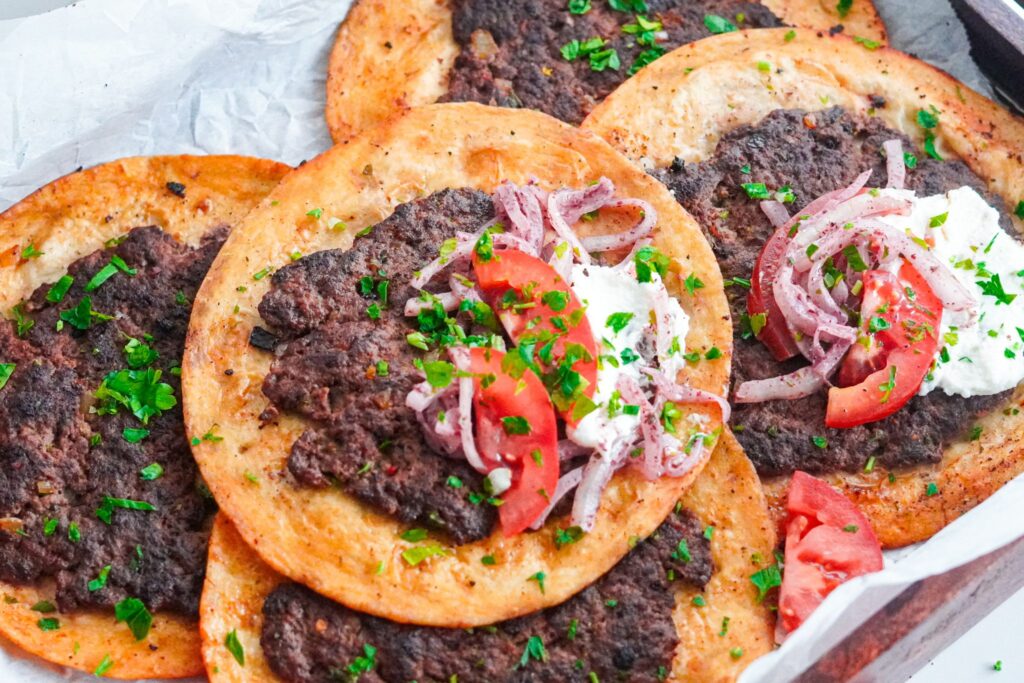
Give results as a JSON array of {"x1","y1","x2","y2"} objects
[
  {"x1": 183, "y1": 103, "x2": 732, "y2": 627},
  {"x1": 200, "y1": 430, "x2": 776, "y2": 682},
  {"x1": 582, "y1": 28, "x2": 1024, "y2": 548},
  {"x1": 324, "y1": 0, "x2": 886, "y2": 141},
  {"x1": 0, "y1": 155, "x2": 288, "y2": 678}
]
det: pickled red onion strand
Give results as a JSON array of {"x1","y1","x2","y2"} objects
[
  {"x1": 404, "y1": 291, "x2": 459, "y2": 316},
  {"x1": 558, "y1": 439, "x2": 592, "y2": 461},
  {"x1": 760, "y1": 200, "x2": 790, "y2": 228},
  {"x1": 642, "y1": 366, "x2": 732, "y2": 423},
  {"x1": 571, "y1": 455, "x2": 614, "y2": 531},
  {"x1": 578, "y1": 197, "x2": 657, "y2": 252},
  {"x1": 807, "y1": 258, "x2": 846, "y2": 322},
  {"x1": 799, "y1": 170, "x2": 874, "y2": 221},
  {"x1": 663, "y1": 433, "x2": 703, "y2": 478},
  {"x1": 649, "y1": 277, "x2": 677, "y2": 369},
  {"x1": 548, "y1": 179, "x2": 618, "y2": 267},
  {"x1": 410, "y1": 239, "x2": 475, "y2": 289},
  {"x1": 449, "y1": 348, "x2": 488, "y2": 474},
  {"x1": 884, "y1": 139, "x2": 906, "y2": 190},
  {"x1": 529, "y1": 466, "x2": 584, "y2": 530},
  {"x1": 734, "y1": 366, "x2": 825, "y2": 403},
  {"x1": 617, "y1": 375, "x2": 662, "y2": 480},
  {"x1": 493, "y1": 182, "x2": 544, "y2": 255}
]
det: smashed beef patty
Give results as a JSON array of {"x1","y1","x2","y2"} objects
[{"x1": 0, "y1": 226, "x2": 224, "y2": 616}]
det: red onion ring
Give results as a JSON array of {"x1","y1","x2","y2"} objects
[
  {"x1": 760, "y1": 200, "x2": 790, "y2": 228},
  {"x1": 883, "y1": 139, "x2": 906, "y2": 190},
  {"x1": 529, "y1": 466, "x2": 584, "y2": 530},
  {"x1": 579, "y1": 197, "x2": 657, "y2": 253}
]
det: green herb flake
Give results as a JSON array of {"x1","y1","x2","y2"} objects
[
  {"x1": 740, "y1": 182, "x2": 770, "y2": 199},
  {"x1": 684, "y1": 273, "x2": 706, "y2": 295},
  {"x1": 401, "y1": 543, "x2": 448, "y2": 566},
  {"x1": 518, "y1": 635, "x2": 548, "y2": 668},
  {"x1": 93, "y1": 654, "x2": 114, "y2": 676},
  {"x1": 481, "y1": 554, "x2": 497, "y2": 566},
  {"x1": 122, "y1": 427, "x2": 150, "y2": 444},
  {"x1": 704, "y1": 14, "x2": 738, "y2": 34},
  {"x1": 88, "y1": 565, "x2": 112, "y2": 592},
  {"x1": 37, "y1": 617, "x2": 60, "y2": 631},
  {"x1": 225, "y1": 629, "x2": 245, "y2": 666},
  {"x1": 46, "y1": 275, "x2": 75, "y2": 303},
  {"x1": 605, "y1": 311, "x2": 634, "y2": 333},
  {"x1": 528, "y1": 571, "x2": 547, "y2": 593},
  {"x1": 139, "y1": 463, "x2": 164, "y2": 481},
  {"x1": 501, "y1": 415, "x2": 532, "y2": 435},
  {"x1": 21, "y1": 243, "x2": 43, "y2": 259},
  {"x1": 0, "y1": 364, "x2": 14, "y2": 392},
  {"x1": 925, "y1": 482, "x2": 939, "y2": 497},
  {"x1": 750, "y1": 565, "x2": 782, "y2": 602},
  {"x1": 853, "y1": 35, "x2": 881, "y2": 50},
  {"x1": 114, "y1": 597, "x2": 152, "y2": 641}
]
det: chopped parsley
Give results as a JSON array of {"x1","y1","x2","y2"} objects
[
  {"x1": 811, "y1": 435, "x2": 828, "y2": 449},
  {"x1": 518, "y1": 635, "x2": 548, "y2": 668},
  {"x1": 740, "y1": 182, "x2": 770, "y2": 200},
  {"x1": 684, "y1": 273, "x2": 705, "y2": 295},
  {"x1": 400, "y1": 528, "x2": 428, "y2": 543},
  {"x1": 671, "y1": 538, "x2": 692, "y2": 563},
  {"x1": 568, "y1": 0, "x2": 591, "y2": 14},
  {"x1": 842, "y1": 244, "x2": 869, "y2": 272},
  {"x1": 122, "y1": 427, "x2": 150, "y2": 443},
  {"x1": 853, "y1": 35, "x2": 881, "y2": 50},
  {"x1": 634, "y1": 245, "x2": 670, "y2": 283},
  {"x1": 59, "y1": 296, "x2": 113, "y2": 331},
  {"x1": 528, "y1": 571, "x2": 547, "y2": 593},
  {"x1": 929, "y1": 212, "x2": 949, "y2": 227},
  {"x1": 139, "y1": 463, "x2": 164, "y2": 480},
  {"x1": 703, "y1": 14, "x2": 737, "y2": 34},
  {"x1": 21, "y1": 243, "x2": 43, "y2": 259},
  {"x1": 401, "y1": 543, "x2": 448, "y2": 566},
  {"x1": 904, "y1": 152, "x2": 919, "y2": 169},
  {"x1": 868, "y1": 316, "x2": 891, "y2": 333},
  {"x1": 554, "y1": 525, "x2": 585, "y2": 548},
  {"x1": 878, "y1": 365, "x2": 897, "y2": 403},
  {"x1": 123, "y1": 338, "x2": 159, "y2": 368},
  {"x1": 45, "y1": 275, "x2": 74, "y2": 303},
  {"x1": 605, "y1": 311, "x2": 634, "y2": 333},
  {"x1": 692, "y1": 595, "x2": 707, "y2": 607},
  {"x1": 37, "y1": 617, "x2": 60, "y2": 631},
  {"x1": 977, "y1": 273, "x2": 1017, "y2": 305},
  {"x1": 88, "y1": 565, "x2": 112, "y2": 592},
  {"x1": 93, "y1": 654, "x2": 114, "y2": 676},
  {"x1": 843, "y1": 524, "x2": 859, "y2": 533},
  {"x1": 837, "y1": 0, "x2": 853, "y2": 18},
  {"x1": 925, "y1": 482, "x2": 939, "y2": 497},
  {"x1": 481, "y1": 554, "x2": 497, "y2": 566},
  {"x1": 85, "y1": 256, "x2": 136, "y2": 292},
  {"x1": 225, "y1": 629, "x2": 245, "y2": 666},
  {"x1": 502, "y1": 416, "x2": 531, "y2": 435},
  {"x1": 423, "y1": 360, "x2": 455, "y2": 388},
  {"x1": 719, "y1": 616, "x2": 731, "y2": 637},
  {"x1": 446, "y1": 475, "x2": 463, "y2": 488},
  {"x1": 93, "y1": 368, "x2": 177, "y2": 424},
  {"x1": 114, "y1": 597, "x2": 152, "y2": 641},
  {"x1": 339, "y1": 644, "x2": 377, "y2": 679},
  {"x1": 95, "y1": 496, "x2": 156, "y2": 525},
  {"x1": 0, "y1": 364, "x2": 14, "y2": 392},
  {"x1": 750, "y1": 565, "x2": 782, "y2": 602},
  {"x1": 705, "y1": 346, "x2": 723, "y2": 360},
  {"x1": 970, "y1": 425, "x2": 983, "y2": 441}
]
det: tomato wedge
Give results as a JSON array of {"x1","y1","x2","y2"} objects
[
  {"x1": 464, "y1": 347, "x2": 559, "y2": 536},
  {"x1": 779, "y1": 471, "x2": 883, "y2": 633},
  {"x1": 748, "y1": 226, "x2": 801, "y2": 361},
  {"x1": 472, "y1": 246, "x2": 598, "y2": 423},
  {"x1": 826, "y1": 261, "x2": 942, "y2": 428}
]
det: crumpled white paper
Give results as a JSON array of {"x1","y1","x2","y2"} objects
[{"x1": 0, "y1": 0, "x2": 1018, "y2": 681}]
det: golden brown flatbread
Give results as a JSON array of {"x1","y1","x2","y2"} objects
[
  {"x1": 200, "y1": 429, "x2": 776, "y2": 682},
  {"x1": 324, "y1": 0, "x2": 886, "y2": 143},
  {"x1": 183, "y1": 103, "x2": 732, "y2": 627},
  {"x1": 582, "y1": 28, "x2": 1024, "y2": 547},
  {"x1": 0, "y1": 155, "x2": 289, "y2": 679}
]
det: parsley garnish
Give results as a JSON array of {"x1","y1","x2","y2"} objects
[
  {"x1": 684, "y1": 273, "x2": 705, "y2": 295},
  {"x1": 225, "y1": 629, "x2": 245, "y2": 666},
  {"x1": 46, "y1": 275, "x2": 74, "y2": 303},
  {"x1": 740, "y1": 182, "x2": 770, "y2": 199},
  {"x1": 59, "y1": 296, "x2": 113, "y2": 331},
  {"x1": 853, "y1": 36, "x2": 881, "y2": 50},
  {"x1": 502, "y1": 416, "x2": 531, "y2": 435},
  {"x1": 114, "y1": 597, "x2": 152, "y2": 641},
  {"x1": 977, "y1": 273, "x2": 1017, "y2": 305},
  {"x1": 925, "y1": 482, "x2": 939, "y2": 497},
  {"x1": 139, "y1": 463, "x2": 164, "y2": 480},
  {"x1": 37, "y1": 617, "x2": 60, "y2": 631},
  {"x1": 837, "y1": 0, "x2": 853, "y2": 18},
  {"x1": 605, "y1": 311, "x2": 634, "y2": 333},
  {"x1": 879, "y1": 366, "x2": 897, "y2": 403},
  {"x1": 568, "y1": 0, "x2": 591, "y2": 14},
  {"x1": 0, "y1": 364, "x2": 14, "y2": 392},
  {"x1": 842, "y1": 244, "x2": 869, "y2": 271},
  {"x1": 94, "y1": 368, "x2": 176, "y2": 424},
  {"x1": 554, "y1": 526, "x2": 584, "y2": 548},
  {"x1": 518, "y1": 635, "x2": 549, "y2": 668},
  {"x1": 88, "y1": 565, "x2": 112, "y2": 592},
  {"x1": 811, "y1": 435, "x2": 828, "y2": 449},
  {"x1": 93, "y1": 654, "x2": 114, "y2": 676},
  {"x1": 750, "y1": 565, "x2": 782, "y2": 602},
  {"x1": 340, "y1": 644, "x2": 377, "y2": 679},
  {"x1": 122, "y1": 427, "x2": 150, "y2": 443},
  {"x1": 528, "y1": 571, "x2": 547, "y2": 593},
  {"x1": 401, "y1": 544, "x2": 448, "y2": 566},
  {"x1": 704, "y1": 14, "x2": 737, "y2": 33}
]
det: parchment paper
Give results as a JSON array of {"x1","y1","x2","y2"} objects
[{"x1": 0, "y1": 0, "x2": 1018, "y2": 681}]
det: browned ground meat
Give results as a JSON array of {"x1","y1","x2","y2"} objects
[
  {"x1": 256, "y1": 189, "x2": 501, "y2": 545},
  {"x1": 441, "y1": 0, "x2": 785, "y2": 124},
  {"x1": 653, "y1": 106, "x2": 1013, "y2": 476},
  {"x1": 261, "y1": 508, "x2": 712, "y2": 682},
  {"x1": 0, "y1": 225, "x2": 223, "y2": 616}
]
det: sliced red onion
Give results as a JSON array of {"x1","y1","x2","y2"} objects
[
  {"x1": 571, "y1": 454, "x2": 614, "y2": 531},
  {"x1": 617, "y1": 375, "x2": 662, "y2": 480},
  {"x1": 558, "y1": 439, "x2": 592, "y2": 461},
  {"x1": 404, "y1": 291, "x2": 459, "y2": 316},
  {"x1": 529, "y1": 466, "x2": 584, "y2": 530},
  {"x1": 734, "y1": 366, "x2": 825, "y2": 403},
  {"x1": 883, "y1": 139, "x2": 906, "y2": 190},
  {"x1": 579, "y1": 197, "x2": 657, "y2": 253},
  {"x1": 449, "y1": 348, "x2": 488, "y2": 474},
  {"x1": 548, "y1": 179, "x2": 616, "y2": 268},
  {"x1": 663, "y1": 433, "x2": 704, "y2": 478},
  {"x1": 493, "y1": 181, "x2": 545, "y2": 255},
  {"x1": 760, "y1": 200, "x2": 790, "y2": 228},
  {"x1": 411, "y1": 239, "x2": 475, "y2": 290},
  {"x1": 649, "y1": 278, "x2": 677, "y2": 370},
  {"x1": 643, "y1": 366, "x2": 732, "y2": 423}
]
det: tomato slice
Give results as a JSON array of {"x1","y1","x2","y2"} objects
[
  {"x1": 826, "y1": 261, "x2": 942, "y2": 428},
  {"x1": 748, "y1": 226, "x2": 801, "y2": 361},
  {"x1": 464, "y1": 347, "x2": 559, "y2": 537},
  {"x1": 472, "y1": 248, "x2": 598, "y2": 423},
  {"x1": 779, "y1": 471, "x2": 883, "y2": 633}
]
